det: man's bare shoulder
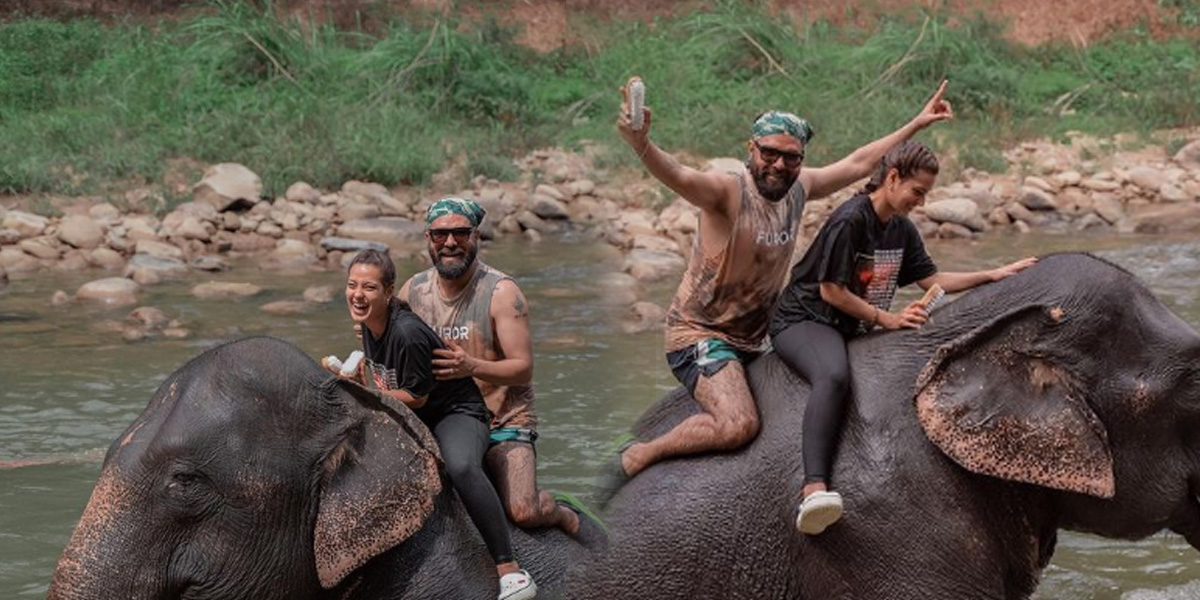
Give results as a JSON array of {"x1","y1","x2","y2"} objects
[{"x1": 490, "y1": 278, "x2": 528, "y2": 320}]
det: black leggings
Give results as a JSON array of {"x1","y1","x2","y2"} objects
[
  {"x1": 771, "y1": 320, "x2": 850, "y2": 486},
  {"x1": 433, "y1": 413, "x2": 515, "y2": 565}
]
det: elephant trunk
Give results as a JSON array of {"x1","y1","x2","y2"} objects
[{"x1": 48, "y1": 467, "x2": 168, "y2": 600}]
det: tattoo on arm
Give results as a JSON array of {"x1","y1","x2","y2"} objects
[{"x1": 514, "y1": 295, "x2": 528, "y2": 319}]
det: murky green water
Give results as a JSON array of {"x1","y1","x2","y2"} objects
[{"x1": 2, "y1": 231, "x2": 1199, "y2": 598}]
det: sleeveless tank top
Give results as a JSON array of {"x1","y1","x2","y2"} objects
[
  {"x1": 664, "y1": 170, "x2": 806, "y2": 353},
  {"x1": 407, "y1": 262, "x2": 537, "y2": 430}
]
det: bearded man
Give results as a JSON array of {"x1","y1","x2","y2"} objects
[{"x1": 398, "y1": 197, "x2": 583, "y2": 536}]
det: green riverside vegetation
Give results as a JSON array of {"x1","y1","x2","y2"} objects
[{"x1": 1, "y1": 0, "x2": 1197, "y2": 199}]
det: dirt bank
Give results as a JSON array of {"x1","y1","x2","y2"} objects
[{"x1": 3, "y1": 0, "x2": 1192, "y2": 47}]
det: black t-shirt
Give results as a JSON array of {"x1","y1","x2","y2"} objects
[
  {"x1": 361, "y1": 303, "x2": 491, "y2": 427},
  {"x1": 771, "y1": 194, "x2": 938, "y2": 338}
]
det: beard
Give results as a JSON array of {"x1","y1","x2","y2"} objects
[
  {"x1": 749, "y1": 162, "x2": 798, "y2": 202},
  {"x1": 430, "y1": 244, "x2": 478, "y2": 280}
]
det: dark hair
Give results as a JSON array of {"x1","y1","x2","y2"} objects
[
  {"x1": 347, "y1": 249, "x2": 396, "y2": 289},
  {"x1": 859, "y1": 140, "x2": 939, "y2": 195}
]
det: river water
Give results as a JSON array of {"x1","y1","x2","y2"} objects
[{"x1": 2, "y1": 231, "x2": 1199, "y2": 598}]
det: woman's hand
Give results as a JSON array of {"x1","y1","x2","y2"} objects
[
  {"x1": 877, "y1": 301, "x2": 929, "y2": 330},
  {"x1": 989, "y1": 257, "x2": 1039, "y2": 281},
  {"x1": 616, "y1": 80, "x2": 652, "y2": 155}
]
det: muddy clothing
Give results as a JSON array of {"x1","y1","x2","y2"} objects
[
  {"x1": 664, "y1": 169, "x2": 807, "y2": 354},
  {"x1": 666, "y1": 338, "x2": 758, "y2": 396},
  {"x1": 771, "y1": 193, "x2": 937, "y2": 338},
  {"x1": 407, "y1": 262, "x2": 538, "y2": 431},
  {"x1": 361, "y1": 304, "x2": 490, "y2": 427}
]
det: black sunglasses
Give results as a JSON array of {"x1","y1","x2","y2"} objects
[
  {"x1": 427, "y1": 227, "x2": 475, "y2": 244},
  {"x1": 754, "y1": 141, "x2": 805, "y2": 168}
]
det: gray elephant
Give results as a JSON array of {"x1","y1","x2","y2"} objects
[
  {"x1": 572, "y1": 253, "x2": 1200, "y2": 599},
  {"x1": 48, "y1": 337, "x2": 602, "y2": 600}
]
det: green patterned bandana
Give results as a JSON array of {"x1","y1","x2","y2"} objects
[
  {"x1": 426, "y1": 197, "x2": 487, "y2": 227},
  {"x1": 752, "y1": 111, "x2": 814, "y2": 144}
]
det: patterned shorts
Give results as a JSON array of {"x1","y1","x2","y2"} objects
[
  {"x1": 666, "y1": 338, "x2": 758, "y2": 396},
  {"x1": 489, "y1": 427, "x2": 538, "y2": 447}
]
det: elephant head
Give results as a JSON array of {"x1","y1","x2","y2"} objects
[
  {"x1": 47, "y1": 337, "x2": 445, "y2": 600},
  {"x1": 915, "y1": 253, "x2": 1200, "y2": 547}
]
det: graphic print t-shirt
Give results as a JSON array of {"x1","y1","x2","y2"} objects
[
  {"x1": 771, "y1": 194, "x2": 937, "y2": 338},
  {"x1": 361, "y1": 304, "x2": 490, "y2": 427}
]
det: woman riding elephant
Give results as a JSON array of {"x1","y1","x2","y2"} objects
[
  {"x1": 338, "y1": 248, "x2": 537, "y2": 600},
  {"x1": 770, "y1": 140, "x2": 1036, "y2": 535}
]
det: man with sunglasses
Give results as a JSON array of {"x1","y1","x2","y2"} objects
[
  {"x1": 599, "y1": 80, "x2": 954, "y2": 503},
  {"x1": 397, "y1": 197, "x2": 583, "y2": 538}
]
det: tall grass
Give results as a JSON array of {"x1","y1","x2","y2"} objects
[{"x1": 0, "y1": 0, "x2": 1197, "y2": 197}]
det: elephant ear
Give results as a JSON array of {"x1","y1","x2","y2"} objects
[
  {"x1": 914, "y1": 305, "x2": 1115, "y2": 498},
  {"x1": 313, "y1": 379, "x2": 443, "y2": 589}
]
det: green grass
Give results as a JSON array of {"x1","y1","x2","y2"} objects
[{"x1": 1, "y1": 0, "x2": 1198, "y2": 197}]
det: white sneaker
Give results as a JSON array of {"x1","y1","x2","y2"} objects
[
  {"x1": 498, "y1": 569, "x2": 537, "y2": 600},
  {"x1": 796, "y1": 491, "x2": 844, "y2": 535}
]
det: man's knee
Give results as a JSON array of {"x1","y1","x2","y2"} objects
[
  {"x1": 505, "y1": 495, "x2": 542, "y2": 526},
  {"x1": 715, "y1": 410, "x2": 760, "y2": 449}
]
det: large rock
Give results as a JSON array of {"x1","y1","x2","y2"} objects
[
  {"x1": 319, "y1": 237, "x2": 389, "y2": 253},
  {"x1": 341, "y1": 180, "x2": 392, "y2": 204},
  {"x1": 622, "y1": 301, "x2": 666, "y2": 334},
  {"x1": 127, "y1": 306, "x2": 170, "y2": 330},
  {"x1": 286, "y1": 181, "x2": 322, "y2": 204},
  {"x1": 1018, "y1": 187, "x2": 1058, "y2": 211},
  {"x1": 1091, "y1": 194, "x2": 1126, "y2": 225},
  {"x1": 1127, "y1": 166, "x2": 1165, "y2": 194},
  {"x1": 262, "y1": 239, "x2": 318, "y2": 270},
  {"x1": 632, "y1": 234, "x2": 681, "y2": 255},
  {"x1": 260, "y1": 300, "x2": 313, "y2": 315},
  {"x1": 19, "y1": 236, "x2": 61, "y2": 260},
  {"x1": 597, "y1": 272, "x2": 642, "y2": 305},
  {"x1": 89, "y1": 247, "x2": 126, "y2": 270},
  {"x1": 1132, "y1": 204, "x2": 1200, "y2": 234},
  {"x1": 303, "y1": 285, "x2": 335, "y2": 304},
  {"x1": 56, "y1": 215, "x2": 105, "y2": 249},
  {"x1": 1160, "y1": 183, "x2": 1190, "y2": 203},
  {"x1": 922, "y1": 199, "x2": 988, "y2": 232},
  {"x1": 135, "y1": 239, "x2": 185, "y2": 260},
  {"x1": 192, "y1": 281, "x2": 263, "y2": 300},
  {"x1": 516, "y1": 210, "x2": 552, "y2": 233},
  {"x1": 192, "y1": 163, "x2": 262, "y2": 211},
  {"x1": 0, "y1": 247, "x2": 41, "y2": 273},
  {"x1": 2, "y1": 211, "x2": 49, "y2": 239},
  {"x1": 624, "y1": 249, "x2": 686, "y2": 282},
  {"x1": 530, "y1": 195, "x2": 570, "y2": 220},
  {"x1": 566, "y1": 179, "x2": 596, "y2": 197},
  {"x1": 0, "y1": 229, "x2": 21, "y2": 245},
  {"x1": 339, "y1": 202, "x2": 381, "y2": 221},
  {"x1": 1173, "y1": 139, "x2": 1200, "y2": 170},
  {"x1": 88, "y1": 203, "x2": 121, "y2": 225},
  {"x1": 125, "y1": 254, "x2": 188, "y2": 285},
  {"x1": 76, "y1": 277, "x2": 141, "y2": 306},
  {"x1": 337, "y1": 217, "x2": 424, "y2": 250}
]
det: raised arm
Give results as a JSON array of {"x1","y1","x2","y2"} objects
[
  {"x1": 432, "y1": 279, "x2": 533, "y2": 385},
  {"x1": 801, "y1": 80, "x2": 954, "y2": 201},
  {"x1": 918, "y1": 257, "x2": 1039, "y2": 294},
  {"x1": 617, "y1": 80, "x2": 739, "y2": 216}
]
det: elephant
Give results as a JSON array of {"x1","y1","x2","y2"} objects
[
  {"x1": 570, "y1": 253, "x2": 1200, "y2": 599},
  {"x1": 47, "y1": 336, "x2": 603, "y2": 600}
]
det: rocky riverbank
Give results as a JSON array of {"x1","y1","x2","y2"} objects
[{"x1": 2, "y1": 133, "x2": 1199, "y2": 333}]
